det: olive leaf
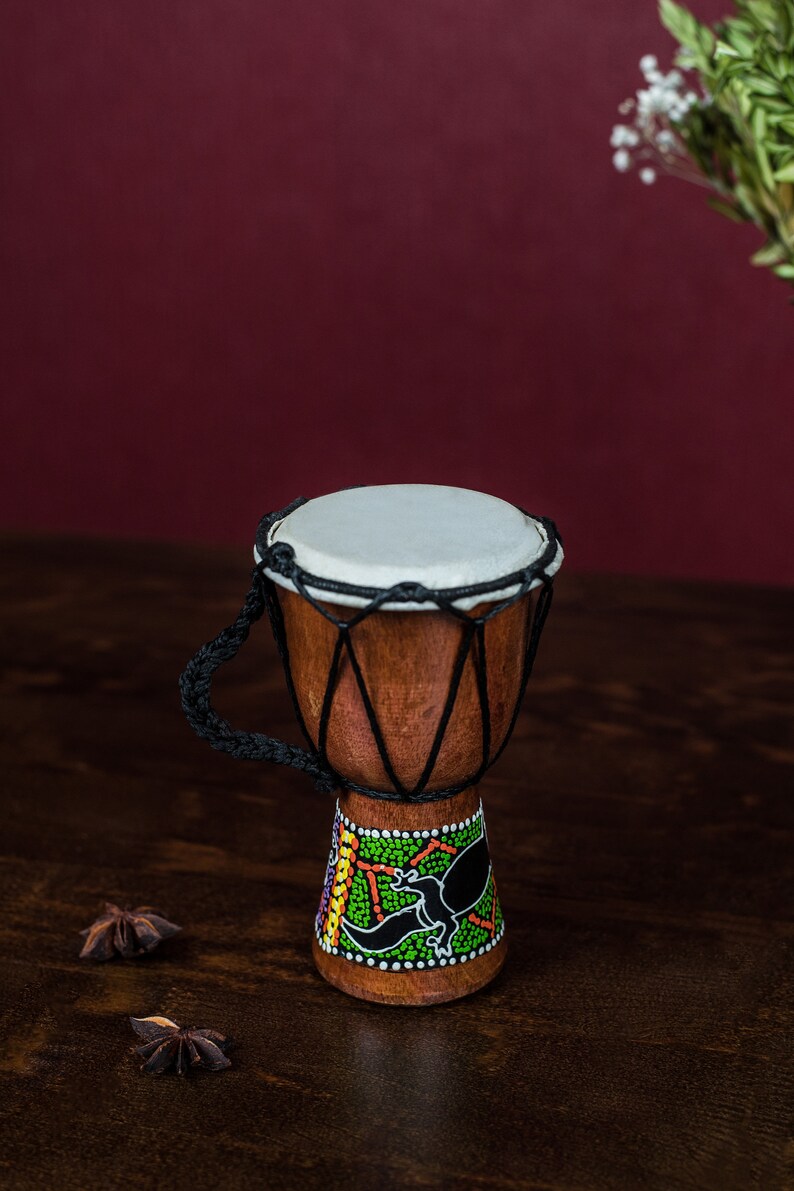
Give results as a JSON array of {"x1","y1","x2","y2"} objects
[{"x1": 751, "y1": 240, "x2": 786, "y2": 264}]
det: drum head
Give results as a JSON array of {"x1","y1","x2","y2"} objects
[{"x1": 256, "y1": 484, "x2": 562, "y2": 610}]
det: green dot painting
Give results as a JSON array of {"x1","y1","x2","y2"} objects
[{"x1": 315, "y1": 802, "x2": 504, "y2": 971}]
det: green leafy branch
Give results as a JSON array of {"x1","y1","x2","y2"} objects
[{"x1": 659, "y1": 0, "x2": 794, "y2": 282}]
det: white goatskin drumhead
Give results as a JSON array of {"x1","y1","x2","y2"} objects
[{"x1": 256, "y1": 484, "x2": 563, "y2": 611}]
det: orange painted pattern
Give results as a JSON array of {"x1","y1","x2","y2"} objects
[
  {"x1": 410, "y1": 840, "x2": 457, "y2": 866},
  {"x1": 365, "y1": 870, "x2": 385, "y2": 921},
  {"x1": 357, "y1": 859, "x2": 395, "y2": 923},
  {"x1": 467, "y1": 876, "x2": 498, "y2": 937}
]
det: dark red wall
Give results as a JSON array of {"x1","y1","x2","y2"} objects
[{"x1": 2, "y1": 1, "x2": 792, "y2": 584}]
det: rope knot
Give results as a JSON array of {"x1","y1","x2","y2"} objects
[
  {"x1": 390, "y1": 581, "x2": 431, "y2": 603},
  {"x1": 262, "y1": 541, "x2": 297, "y2": 576}
]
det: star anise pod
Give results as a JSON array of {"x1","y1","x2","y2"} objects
[
  {"x1": 130, "y1": 1016, "x2": 232, "y2": 1075},
  {"x1": 79, "y1": 903, "x2": 181, "y2": 960}
]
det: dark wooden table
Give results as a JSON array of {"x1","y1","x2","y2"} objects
[{"x1": 1, "y1": 535, "x2": 792, "y2": 1191}]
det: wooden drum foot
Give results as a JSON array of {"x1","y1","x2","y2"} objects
[{"x1": 312, "y1": 787, "x2": 507, "y2": 1006}]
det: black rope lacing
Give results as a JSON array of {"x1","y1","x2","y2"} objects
[{"x1": 179, "y1": 497, "x2": 561, "y2": 803}]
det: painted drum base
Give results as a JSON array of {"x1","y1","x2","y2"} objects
[
  {"x1": 312, "y1": 933, "x2": 506, "y2": 1005},
  {"x1": 313, "y1": 787, "x2": 507, "y2": 1005}
]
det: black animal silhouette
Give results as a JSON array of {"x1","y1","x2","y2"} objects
[{"x1": 342, "y1": 833, "x2": 492, "y2": 958}]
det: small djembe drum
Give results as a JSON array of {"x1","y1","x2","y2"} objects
[{"x1": 180, "y1": 484, "x2": 562, "y2": 1005}]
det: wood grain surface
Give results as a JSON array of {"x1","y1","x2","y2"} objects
[{"x1": 0, "y1": 535, "x2": 792, "y2": 1191}]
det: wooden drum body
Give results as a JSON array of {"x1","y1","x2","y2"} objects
[
  {"x1": 278, "y1": 591, "x2": 531, "y2": 795},
  {"x1": 181, "y1": 484, "x2": 563, "y2": 1007},
  {"x1": 278, "y1": 589, "x2": 531, "y2": 1003}
]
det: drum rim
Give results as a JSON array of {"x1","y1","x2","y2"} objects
[{"x1": 253, "y1": 490, "x2": 563, "y2": 613}]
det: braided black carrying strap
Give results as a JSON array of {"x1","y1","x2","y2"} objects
[{"x1": 179, "y1": 497, "x2": 561, "y2": 803}]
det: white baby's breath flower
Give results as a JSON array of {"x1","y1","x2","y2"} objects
[
  {"x1": 636, "y1": 89, "x2": 653, "y2": 118},
  {"x1": 611, "y1": 124, "x2": 639, "y2": 148},
  {"x1": 638, "y1": 83, "x2": 680, "y2": 121},
  {"x1": 613, "y1": 54, "x2": 705, "y2": 192}
]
